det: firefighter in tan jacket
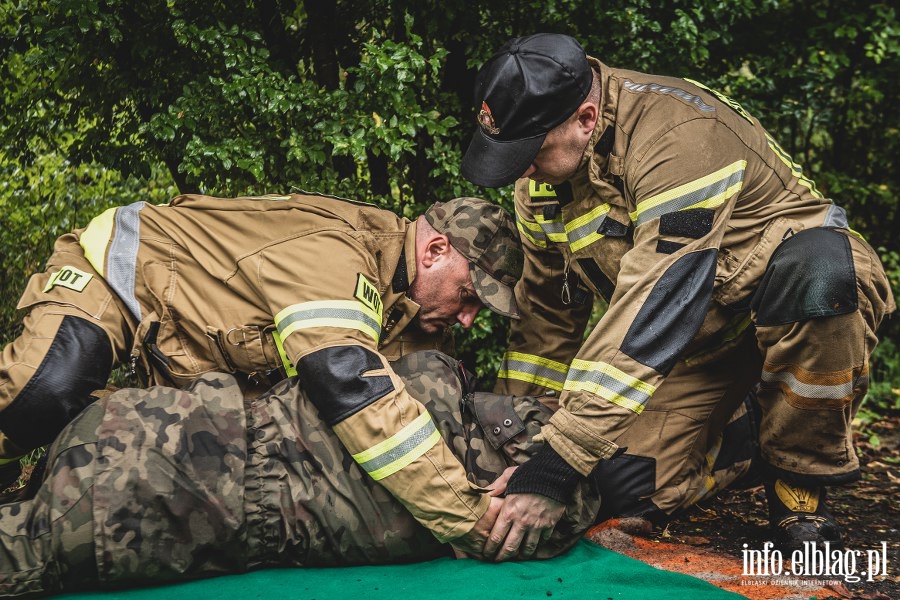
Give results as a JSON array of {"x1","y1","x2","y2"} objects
[
  {"x1": 460, "y1": 33, "x2": 895, "y2": 558},
  {"x1": 0, "y1": 192, "x2": 524, "y2": 554}
]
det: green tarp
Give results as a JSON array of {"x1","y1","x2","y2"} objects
[{"x1": 59, "y1": 540, "x2": 744, "y2": 599}]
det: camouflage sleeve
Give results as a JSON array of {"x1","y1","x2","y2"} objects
[{"x1": 397, "y1": 350, "x2": 601, "y2": 558}]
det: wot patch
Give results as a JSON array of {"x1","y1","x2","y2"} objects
[
  {"x1": 354, "y1": 273, "x2": 383, "y2": 316},
  {"x1": 43, "y1": 266, "x2": 93, "y2": 293}
]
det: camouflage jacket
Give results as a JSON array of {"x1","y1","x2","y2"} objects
[{"x1": 0, "y1": 354, "x2": 600, "y2": 595}]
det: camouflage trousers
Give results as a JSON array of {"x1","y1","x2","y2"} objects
[{"x1": 0, "y1": 351, "x2": 600, "y2": 596}]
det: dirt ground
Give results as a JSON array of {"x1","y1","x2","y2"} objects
[{"x1": 587, "y1": 411, "x2": 899, "y2": 600}]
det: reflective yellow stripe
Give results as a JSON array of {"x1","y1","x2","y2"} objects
[
  {"x1": 271, "y1": 330, "x2": 297, "y2": 377},
  {"x1": 519, "y1": 191, "x2": 610, "y2": 252},
  {"x1": 79, "y1": 206, "x2": 117, "y2": 277},
  {"x1": 497, "y1": 351, "x2": 568, "y2": 391},
  {"x1": 565, "y1": 203, "x2": 611, "y2": 252},
  {"x1": 515, "y1": 210, "x2": 548, "y2": 248},
  {"x1": 516, "y1": 221, "x2": 547, "y2": 248},
  {"x1": 352, "y1": 411, "x2": 441, "y2": 480},
  {"x1": 630, "y1": 161, "x2": 745, "y2": 226},
  {"x1": 78, "y1": 202, "x2": 145, "y2": 321},
  {"x1": 275, "y1": 300, "x2": 382, "y2": 343},
  {"x1": 535, "y1": 213, "x2": 567, "y2": 243},
  {"x1": 564, "y1": 358, "x2": 656, "y2": 414},
  {"x1": 764, "y1": 132, "x2": 824, "y2": 199}
]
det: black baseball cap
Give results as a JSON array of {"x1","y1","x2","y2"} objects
[{"x1": 461, "y1": 33, "x2": 593, "y2": 188}]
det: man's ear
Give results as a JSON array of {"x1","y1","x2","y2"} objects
[
  {"x1": 420, "y1": 234, "x2": 451, "y2": 268},
  {"x1": 576, "y1": 100, "x2": 599, "y2": 134}
]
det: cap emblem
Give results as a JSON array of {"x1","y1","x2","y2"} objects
[{"x1": 478, "y1": 101, "x2": 500, "y2": 135}]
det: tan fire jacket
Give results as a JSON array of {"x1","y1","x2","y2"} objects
[
  {"x1": 496, "y1": 59, "x2": 861, "y2": 475},
  {"x1": 78, "y1": 192, "x2": 487, "y2": 541}
]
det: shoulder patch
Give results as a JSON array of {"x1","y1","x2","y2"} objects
[
  {"x1": 354, "y1": 273, "x2": 383, "y2": 316},
  {"x1": 529, "y1": 180, "x2": 557, "y2": 198},
  {"x1": 43, "y1": 266, "x2": 93, "y2": 293}
]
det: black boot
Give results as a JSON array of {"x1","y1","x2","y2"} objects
[{"x1": 765, "y1": 479, "x2": 843, "y2": 553}]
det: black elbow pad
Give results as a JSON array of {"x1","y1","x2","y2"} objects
[
  {"x1": 0, "y1": 315, "x2": 113, "y2": 449},
  {"x1": 298, "y1": 345, "x2": 395, "y2": 426},
  {"x1": 621, "y1": 249, "x2": 717, "y2": 375}
]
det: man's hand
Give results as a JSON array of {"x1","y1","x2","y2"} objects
[
  {"x1": 484, "y1": 492, "x2": 565, "y2": 562},
  {"x1": 487, "y1": 466, "x2": 517, "y2": 497},
  {"x1": 448, "y1": 495, "x2": 503, "y2": 559}
]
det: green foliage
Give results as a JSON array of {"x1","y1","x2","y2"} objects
[{"x1": 1, "y1": 0, "x2": 898, "y2": 409}]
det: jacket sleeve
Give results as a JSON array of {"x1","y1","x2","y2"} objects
[
  {"x1": 541, "y1": 119, "x2": 748, "y2": 475},
  {"x1": 249, "y1": 228, "x2": 488, "y2": 542},
  {"x1": 493, "y1": 179, "x2": 593, "y2": 397}
]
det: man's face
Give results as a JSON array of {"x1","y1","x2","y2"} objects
[
  {"x1": 522, "y1": 113, "x2": 593, "y2": 185},
  {"x1": 409, "y1": 248, "x2": 484, "y2": 334}
]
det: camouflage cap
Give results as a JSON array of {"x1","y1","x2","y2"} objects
[{"x1": 424, "y1": 197, "x2": 523, "y2": 319}]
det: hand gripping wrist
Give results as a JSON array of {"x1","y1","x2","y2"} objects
[{"x1": 506, "y1": 444, "x2": 583, "y2": 503}]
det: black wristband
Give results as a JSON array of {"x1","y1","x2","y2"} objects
[{"x1": 506, "y1": 444, "x2": 584, "y2": 504}]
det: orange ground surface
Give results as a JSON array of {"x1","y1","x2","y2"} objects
[{"x1": 585, "y1": 519, "x2": 852, "y2": 600}]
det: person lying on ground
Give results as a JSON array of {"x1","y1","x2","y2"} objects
[
  {"x1": 0, "y1": 192, "x2": 524, "y2": 556},
  {"x1": 0, "y1": 350, "x2": 601, "y2": 597}
]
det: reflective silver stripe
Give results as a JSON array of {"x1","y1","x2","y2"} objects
[
  {"x1": 564, "y1": 359, "x2": 655, "y2": 413},
  {"x1": 632, "y1": 162, "x2": 745, "y2": 226},
  {"x1": 275, "y1": 300, "x2": 382, "y2": 343},
  {"x1": 565, "y1": 204, "x2": 611, "y2": 252},
  {"x1": 515, "y1": 210, "x2": 548, "y2": 248},
  {"x1": 107, "y1": 202, "x2": 145, "y2": 321},
  {"x1": 760, "y1": 370, "x2": 860, "y2": 400},
  {"x1": 537, "y1": 215, "x2": 567, "y2": 242},
  {"x1": 623, "y1": 80, "x2": 715, "y2": 112},
  {"x1": 352, "y1": 411, "x2": 441, "y2": 480},
  {"x1": 497, "y1": 351, "x2": 568, "y2": 391},
  {"x1": 823, "y1": 204, "x2": 849, "y2": 229}
]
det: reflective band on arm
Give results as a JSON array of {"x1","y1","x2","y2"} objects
[
  {"x1": 275, "y1": 299, "x2": 382, "y2": 344},
  {"x1": 564, "y1": 358, "x2": 656, "y2": 414},
  {"x1": 497, "y1": 351, "x2": 569, "y2": 391},
  {"x1": 351, "y1": 411, "x2": 441, "y2": 480},
  {"x1": 79, "y1": 202, "x2": 145, "y2": 321},
  {"x1": 630, "y1": 161, "x2": 746, "y2": 226}
]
